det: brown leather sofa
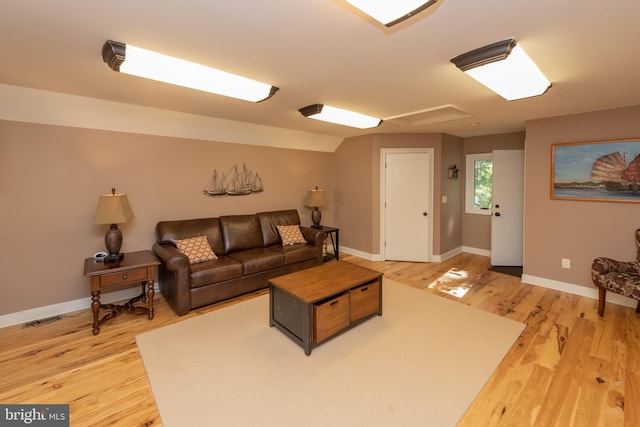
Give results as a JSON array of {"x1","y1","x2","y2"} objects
[{"x1": 152, "y1": 209, "x2": 325, "y2": 315}]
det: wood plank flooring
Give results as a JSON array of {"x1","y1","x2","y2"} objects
[{"x1": 0, "y1": 253, "x2": 638, "y2": 426}]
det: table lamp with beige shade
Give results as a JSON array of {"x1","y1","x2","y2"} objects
[
  {"x1": 304, "y1": 186, "x2": 326, "y2": 229},
  {"x1": 93, "y1": 188, "x2": 135, "y2": 263}
]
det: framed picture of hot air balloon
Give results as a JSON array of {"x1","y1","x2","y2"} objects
[{"x1": 551, "y1": 138, "x2": 640, "y2": 203}]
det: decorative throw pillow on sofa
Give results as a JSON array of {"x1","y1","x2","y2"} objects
[
  {"x1": 277, "y1": 225, "x2": 307, "y2": 246},
  {"x1": 175, "y1": 235, "x2": 217, "y2": 264}
]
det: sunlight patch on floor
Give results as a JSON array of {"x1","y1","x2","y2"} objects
[{"x1": 427, "y1": 268, "x2": 473, "y2": 298}]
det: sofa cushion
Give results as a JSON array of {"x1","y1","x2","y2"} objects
[
  {"x1": 277, "y1": 225, "x2": 307, "y2": 246},
  {"x1": 190, "y1": 257, "x2": 243, "y2": 288},
  {"x1": 257, "y1": 209, "x2": 301, "y2": 247},
  {"x1": 219, "y1": 214, "x2": 264, "y2": 254},
  {"x1": 175, "y1": 235, "x2": 217, "y2": 264},
  {"x1": 227, "y1": 248, "x2": 285, "y2": 275},
  {"x1": 267, "y1": 244, "x2": 317, "y2": 264}
]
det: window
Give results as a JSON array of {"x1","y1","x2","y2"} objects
[{"x1": 465, "y1": 153, "x2": 493, "y2": 215}]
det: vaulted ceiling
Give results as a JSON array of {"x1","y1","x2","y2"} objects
[{"x1": 2, "y1": 0, "x2": 639, "y2": 139}]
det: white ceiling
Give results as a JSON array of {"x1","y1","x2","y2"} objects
[{"x1": 2, "y1": 0, "x2": 639, "y2": 140}]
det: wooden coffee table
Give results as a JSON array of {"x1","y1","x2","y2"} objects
[{"x1": 269, "y1": 261, "x2": 383, "y2": 355}]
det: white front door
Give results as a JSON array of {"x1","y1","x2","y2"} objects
[
  {"x1": 491, "y1": 149, "x2": 524, "y2": 266},
  {"x1": 382, "y1": 150, "x2": 432, "y2": 262}
]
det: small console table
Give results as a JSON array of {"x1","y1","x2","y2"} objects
[{"x1": 83, "y1": 250, "x2": 159, "y2": 335}]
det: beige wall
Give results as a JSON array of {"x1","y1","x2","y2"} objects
[
  {"x1": 524, "y1": 105, "x2": 640, "y2": 289},
  {"x1": 0, "y1": 120, "x2": 333, "y2": 316},
  {"x1": 4, "y1": 104, "x2": 640, "y2": 318},
  {"x1": 333, "y1": 134, "x2": 375, "y2": 253},
  {"x1": 334, "y1": 133, "x2": 452, "y2": 257},
  {"x1": 463, "y1": 132, "x2": 526, "y2": 251}
]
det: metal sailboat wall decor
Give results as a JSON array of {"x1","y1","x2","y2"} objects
[{"x1": 203, "y1": 164, "x2": 263, "y2": 197}]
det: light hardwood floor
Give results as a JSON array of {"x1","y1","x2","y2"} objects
[{"x1": 0, "y1": 253, "x2": 638, "y2": 426}]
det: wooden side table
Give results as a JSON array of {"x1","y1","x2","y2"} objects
[
  {"x1": 83, "y1": 250, "x2": 159, "y2": 335},
  {"x1": 317, "y1": 226, "x2": 339, "y2": 261}
]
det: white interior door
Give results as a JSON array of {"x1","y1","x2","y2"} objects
[
  {"x1": 491, "y1": 149, "x2": 524, "y2": 266},
  {"x1": 383, "y1": 151, "x2": 431, "y2": 262}
]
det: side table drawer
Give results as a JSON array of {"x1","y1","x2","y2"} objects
[
  {"x1": 314, "y1": 293, "x2": 350, "y2": 343},
  {"x1": 350, "y1": 280, "x2": 380, "y2": 322},
  {"x1": 101, "y1": 267, "x2": 148, "y2": 288}
]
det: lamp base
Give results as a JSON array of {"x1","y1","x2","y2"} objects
[
  {"x1": 104, "y1": 253, "x2": 124, "y2": 263},
  {"x1": 311, "y1": 207, "x2": 322, "y2": 229},
  {"x1": 104, "y1": 224, "x2": 123, "y2": 263}
]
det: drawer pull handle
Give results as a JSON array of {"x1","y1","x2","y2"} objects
[
  {"x1": 330, "y1": 300, "x2": 339, "y2": 306},
  {"x1": 361, "y1": 287, "x2": 368, "y2": 292},
  {"x1": 122, "y1": 274, "x2": 128, "y2": 280}
]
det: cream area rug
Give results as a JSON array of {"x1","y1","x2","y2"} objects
[{"x1": 136, "y1": 279, "x2": 525, "y2": 427}]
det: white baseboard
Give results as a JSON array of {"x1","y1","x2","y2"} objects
[
  {"x1": 522, "y1": 274, "x2": 637, "y2": 309},
  {"x1": 462, "y1": 246, "x2": 492, "y2": 257},
  {"x1": 0, "y1": 283, "x2": 160, "y2": 329},
  {"x1": 340, "y1": 246, "x2": 383, "y2": 261},
  {"x1": 343, "y1": 246, "x2": 635, "y2": 310},
  {"x1": 433, "y1": 246, "x2": 464, "y2": 262}
]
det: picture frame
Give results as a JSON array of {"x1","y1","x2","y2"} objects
[{"x1": 551, "y1": 138, "x2": 640, "y2": 203}]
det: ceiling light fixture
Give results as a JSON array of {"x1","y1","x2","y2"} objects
[
  {"x1": 298, "y1": 104, "x2": 382, "y2": 129},
  {"x1": 450, "y1": 38, "x2": 551, "y2": 101},
  {"x1": 344, "y1": 0, "x2": 438, "y2": 27},
  {"x1": 102, "y1": 40, "x2": 278, "y2": 102}
]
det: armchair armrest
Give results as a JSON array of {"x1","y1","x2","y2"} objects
[{"x1": 592, "y1": 257, "x2": 640, "y2": 277}]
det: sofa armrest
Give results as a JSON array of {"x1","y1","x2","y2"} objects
[
  {"x1": 152, "y1": 242, "x2": 190, "y2": 272},
  {"x1": 300, "y1": 226, "x2": 326, "y2": 246},
  {"x1": 152, "y1": 242, "x2": 193, "y2": 315},
  {"x1": 300, "y1": 226, "x2": 326, "y2": 263}
]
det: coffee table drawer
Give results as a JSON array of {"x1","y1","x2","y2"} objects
[
  {"x1": 350, "y1": 280, "x2": 380, "y2": 322},
  {"x1": 314, "y1": 293, "x2": 350, "y2": 343}
]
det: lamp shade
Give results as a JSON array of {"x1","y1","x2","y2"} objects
[
  {"x1": 93, "y1": 190, "x2": 135, "y2": 225},
  {"x1": 451, "y1": 38, "x2": 551, "y2": 101},
  {"x1": 102, "y1": 40, "x2": 279, "y2": 103},
  {"x1": 304, "y1": 187, "x2": 326, "y2": 208}
]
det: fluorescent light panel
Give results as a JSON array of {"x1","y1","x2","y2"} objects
[
  {"x1": 299, "y1": 104, "x2": 382, "y2": 129},
  {"x1": 102, "y1": 40, "x2": 278, "y2": 102},
  {"x1": 451, "y1": 39, "x2": 550, "y2": 101},
  {"x1": 345, "y1": 0, "x2": 438, "y2": 27}
]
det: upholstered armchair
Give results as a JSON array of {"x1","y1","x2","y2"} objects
[{"x1": 591, "y1": 229, "x2": 640, "y2": 316}]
